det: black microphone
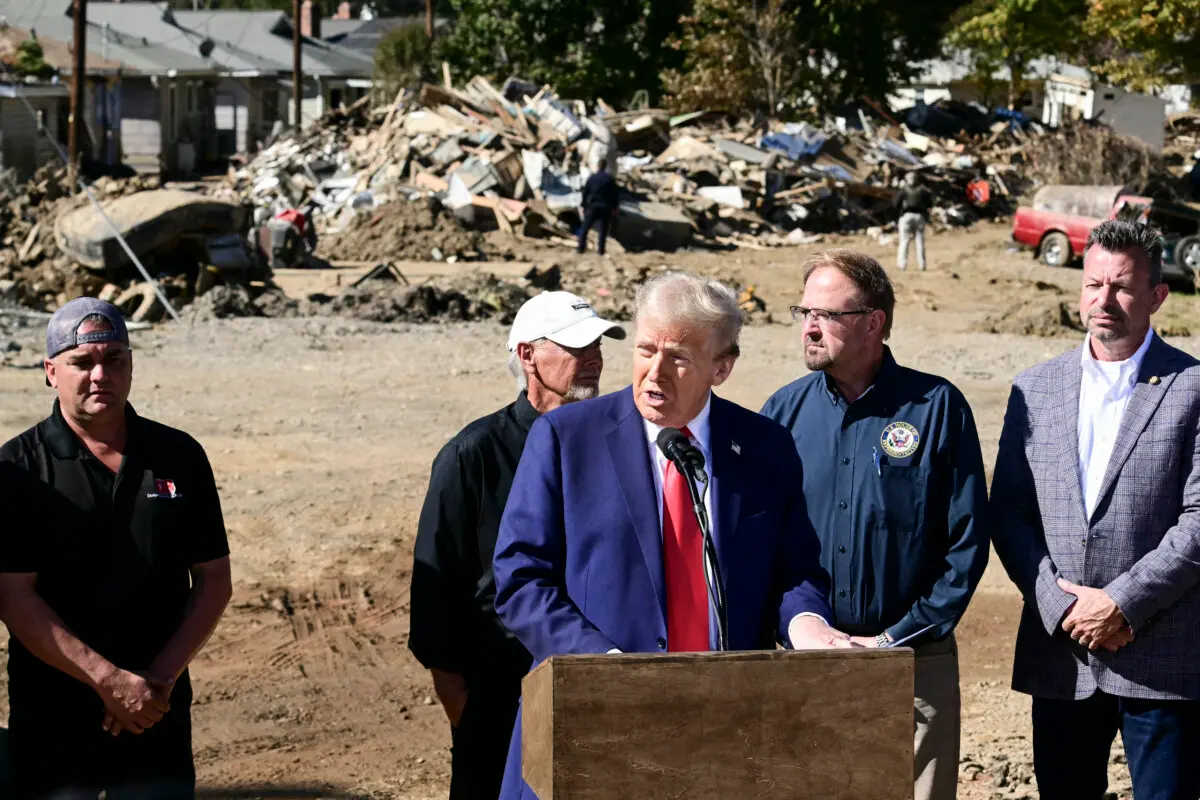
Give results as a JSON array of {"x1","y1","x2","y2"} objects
[{"x1": 656, "y1": 427, "x2": 696, "y2": 476}]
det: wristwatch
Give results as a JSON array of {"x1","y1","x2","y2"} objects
[{"x1": 875, "y1": 633, "x2": 891, "y2": 648}]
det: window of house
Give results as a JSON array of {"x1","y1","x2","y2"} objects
[{"x1": 330, "y1": 88, "x2": 344, "y2": 109}]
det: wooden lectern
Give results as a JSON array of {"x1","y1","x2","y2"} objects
[{"x1": 522, "y1": 649, "x2": 914, "y2": 799}]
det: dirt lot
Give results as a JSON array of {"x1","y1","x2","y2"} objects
[{"x1": 1, "y1": 221, "x2": 1196, "y2": 799}]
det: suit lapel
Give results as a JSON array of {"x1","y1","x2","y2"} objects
[
  {"x1": 605, "y1": 388, "x2": 666, "y2": 620},
  {"x1": 709, "y1": 396, "x2": 742, "y2": 570},
  {"x1": 1052, "y1": 349, "x2": 1089, "y2": 528},
  {"x1": 1092, "y1": 335, "x2": 1177, "y2": 514}
]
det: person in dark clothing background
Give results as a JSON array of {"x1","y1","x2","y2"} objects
[
  {"x1": 408, "y1": 290, "x2": 624, "y2": 799},
  {"x1": 577, "y1": 158, "x2": 620, "y2": 255}
]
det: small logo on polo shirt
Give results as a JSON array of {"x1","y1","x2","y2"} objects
[
  {"x1": 881, "y1": 422, "x2": 920, "y2": 459},
  {"x1": 148, "y1": 478, "x2": 182, "y2": 499}
]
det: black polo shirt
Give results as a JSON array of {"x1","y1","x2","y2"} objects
[
  {"x1": 408, "y1": 392, "x2": 538, "y2": 689},
  {"x1": 0, "y1": 400, "x2": 229, "y2": 723}
]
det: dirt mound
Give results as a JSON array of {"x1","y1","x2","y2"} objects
[
  {"x1": 186, "y1": 285, "x2": 301, "y2": 321},
  {"x1": 319, "y1": 198, "x2": 483, "y2": 263},
  {"x1": 974, "y1": 296, "x2": 1084, "y2": 337},
  {"x1": 1022, "y1": 122, "x2": 1169, "y2": 193},
  {"x1": 324, "y1": 273, "x2": 530, "y2": 324}
]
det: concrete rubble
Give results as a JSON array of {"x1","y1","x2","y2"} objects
[
  {"x1": 213, "y1": 80, "x2": 1073, "y2": 260},
  {"x1": 0, "y1": 78, "x2": 1192, "y2": 328}
]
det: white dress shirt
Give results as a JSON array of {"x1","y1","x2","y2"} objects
[
  {"x1": 643, "y1": 395, "x2": 714, "y2": 533},
  {"x1": 1078, "y1": 328, "x2": 1153, "y2": 518},
  {"x1": 622, "y1": 393, "x2": 823, "y2": 653}
]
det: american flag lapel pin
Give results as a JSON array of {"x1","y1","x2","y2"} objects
[{"x1": 731, "y1": 441, "x2": 741, "y2": 455}]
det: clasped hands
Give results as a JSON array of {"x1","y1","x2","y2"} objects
[
  {"x1": 1057, "y1": 578, "x2": 1134, "y2": 653},
  {"x1": 95, "y1": 667, "x2": 175, "y2": 737}
]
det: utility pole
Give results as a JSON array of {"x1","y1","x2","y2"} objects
[
  {"x1": 292, "y1": 0, "x2": 302, "y2": 130},
  {"x1": 69, "y1": 0, "x2": 87, "y2": 184},
  {"x1": 425, "y1": 0, "x2": 433, "y2": 39}
]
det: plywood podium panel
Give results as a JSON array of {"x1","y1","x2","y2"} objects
[{"x1": 523, "y1": 649, "x2": 914, "y2": 800}]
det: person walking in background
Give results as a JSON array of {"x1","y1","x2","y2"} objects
[
  {"x1": 761, "y1": 249, "x2": 990, "y2": 800},
  {"x1": 991, "y1": 219, "x2": 1200, "y2": 800},
  {"x1": 577, "y1": 158, "x2": 620, "y2": 256},
  {"x1": 409, "y1": 291, "x2": 625, "y2": 799},
  {"x1": 894, "y1": 171, "x2": 933, "y2": 271}
]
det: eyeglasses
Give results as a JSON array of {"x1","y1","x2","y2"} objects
[{"x1": 790, "y1": 306, "x2": 877, "y2": 324}]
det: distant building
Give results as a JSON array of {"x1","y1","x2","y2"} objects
[
  {"x1": 1043, "y1": 74, "x2": 1168, "y2": 151},
  {"x1": 0, "y1": 0, "x2": 373, "y2": 177},
  {"x1": 892, "y1": 50, "x2": 1185, "y2": 152},
  {"x1": 0, "y1": 76, "x2": 68, "y2": 182}
]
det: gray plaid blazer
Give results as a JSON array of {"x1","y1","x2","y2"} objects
[{"x1": 991, "y1": 333, "x2": 1200, "y2": 700}]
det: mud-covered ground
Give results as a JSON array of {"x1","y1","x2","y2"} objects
[{"x1": 2, "y1": 222, "x2": 1196, "y2": 799}]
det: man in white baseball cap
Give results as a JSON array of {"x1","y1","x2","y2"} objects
[{"x1": 409, "y1": 290, "x2": 623, "y2": 800}]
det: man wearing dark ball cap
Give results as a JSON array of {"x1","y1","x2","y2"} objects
[{"x1": 0, "y1": 297, "x2": 232, "y2": 799}]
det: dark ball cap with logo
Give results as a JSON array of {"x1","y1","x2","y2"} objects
[{"x1": 46, "y1": 297, "x2": 130, "y2": 359}]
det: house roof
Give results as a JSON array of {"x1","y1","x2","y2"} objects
[
  {"x1": 321, "y1": 18, "x2": 363, "y2": 40},
  {"x1": 175, "y1": 8, "x2": 373, "y2": 75},
  {"x1": 0, "y1": 0, "x2": 372, "y2": 77},
  {"x1": 326, "y1": 15, "x2": 449, "y2": 55},
  {"x1": 0, "y1": 13, "x2": 215, "y2": 75},
  {"x1": 0, "y1": 22, "x2": 125, "y2": 75}
]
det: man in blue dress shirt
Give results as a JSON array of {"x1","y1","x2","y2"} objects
[{"x1": 761, "y1": 249, "x2": 990, "y2": 800}]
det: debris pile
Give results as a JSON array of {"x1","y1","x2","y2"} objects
[
  {"x1": 217, "y1": 80, "x2": 1068, "y2": 261},
  {"x1": 322, "y1": 272, "x2": 530, "y2": 324}
]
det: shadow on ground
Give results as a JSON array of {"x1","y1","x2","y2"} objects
[{"x1": 0, "y1": 732, "x2": 359, "y2": 800}]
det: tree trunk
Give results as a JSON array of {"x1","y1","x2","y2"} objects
[{"x1": 1006, "y1": 57, "x2": 1026, "y2": 111}]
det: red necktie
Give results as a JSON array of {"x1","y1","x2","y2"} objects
[{"x1": 662, "y1": 426, "x2": 708, "y2": 652}]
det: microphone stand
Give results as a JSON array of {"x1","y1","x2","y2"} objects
[{"x1": 678, "y1": 455, "x2": 728, "y2": 652}]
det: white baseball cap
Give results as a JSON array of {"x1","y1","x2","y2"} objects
[{"x1": 507, "y1": 291, "x2": 626, "y2": 352}]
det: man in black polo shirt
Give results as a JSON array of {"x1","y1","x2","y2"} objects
[
  {"x1": 0, "y1": 297, "x2": 232, "y2": 799},
  {"x1": 409, "y1": 290, "x2": 624, "y2": 799}
]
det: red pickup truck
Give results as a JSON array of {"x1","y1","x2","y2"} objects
[{"x1": 1012, "y1": 184, "x2": 1200, "y2": 282}]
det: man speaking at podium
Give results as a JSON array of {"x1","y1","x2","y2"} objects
[{"x1": 492, "y1": 272, "x2": 847, "y2": 799}]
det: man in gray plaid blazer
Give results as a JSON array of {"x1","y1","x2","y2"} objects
[{"x1": 992, "y1": 219, "x2": 1200, "y2": 800}]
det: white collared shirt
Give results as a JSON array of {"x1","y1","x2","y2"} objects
[
  {"x1": 635, "y1": 394, "x2": 824, "y2": 651},
  {"x1": 643, "y1": 394, "x2": 714, "y2": 532},
  {"x1": 1078, "y1": 328, "x2": 1153, "y2": 518}
]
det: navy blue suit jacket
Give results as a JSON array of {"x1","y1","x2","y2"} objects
[{"x1": 493, "y1": 387, "x2": 832, "y2": 798}]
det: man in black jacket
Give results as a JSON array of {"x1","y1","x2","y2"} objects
[
  {"x1": 409, "y1": 290, "x2": 624, "y2": 799},
  {"x1": 577, "y1": 158, "x2": 620, "y2": 255}
]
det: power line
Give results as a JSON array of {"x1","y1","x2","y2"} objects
[{"x1": 0, "y1": 62, "x2": 183, "y2": 323}]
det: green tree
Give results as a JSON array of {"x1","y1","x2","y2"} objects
[
  {"x1": 435, "y1": 0, "x2": 688, "y2": 106},
  {"x1": 663, "y1": 0, "x2": 968, "y2": 115},
  {"x1": 374, "y1": 21, "x2": 434, "y2": 94},
  {"x1": 13, "y1": 39, "x2": 56, "y2": 80},
  {"x1": 1081, "y1": 0, "x2": 1200, "y2": 91},
  {"x1": 661, "y1": 0, "x2": 758, "y2": 112},
  {"x1": 946, "y1": 0, "x2": 1086, "y2": 109}
]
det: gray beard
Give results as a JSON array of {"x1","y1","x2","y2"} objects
[{"x1": 564, "y1": 384, "x2": 599, "y2": 403}]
